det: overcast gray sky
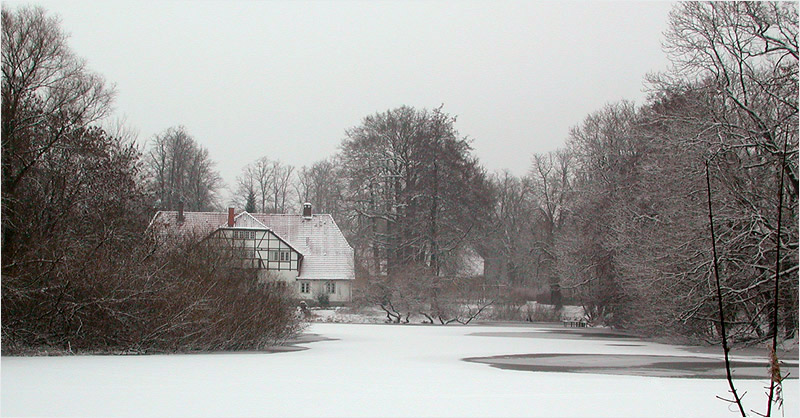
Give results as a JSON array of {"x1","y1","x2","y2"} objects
[{"x1": 10, "y1": 0, "x2": 675, "y2": 199}]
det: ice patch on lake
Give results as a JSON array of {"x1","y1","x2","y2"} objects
[{"x1": 2, "y1": 323, "x2": 797, "y2": 417}]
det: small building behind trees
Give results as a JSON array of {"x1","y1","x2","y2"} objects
[{"x1": 149, "y1": 203, "x2": 355, "y2": 302}]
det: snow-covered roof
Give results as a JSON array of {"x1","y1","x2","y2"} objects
[
  {"x1": 149, "y1": 210, "x2": 354, "y2": 281},
  {"x1": 249, "y1": 213, "x2": 354, "y2": 281},
  {"x1": 148, "y1": 211, "x2": 229, "y2": 237}
]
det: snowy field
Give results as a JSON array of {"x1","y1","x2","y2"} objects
[{"x1": 2, "y1": 323, "x2": 798, "y2": 417}]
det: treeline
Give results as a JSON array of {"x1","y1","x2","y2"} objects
[
  {"x1": 1, "y1": 6, "x2": 300, "y2": 354},
  {"x1": 221, "y1": 2, "x2": 797, "y2": 342},
  {"x1": 558, "y1": 2, "x2": 798, "y2": 342},
  {"x1": 490, "y1": 3, "x2": 797, "y2": 342},
  {"x1": 222, "y1": 3, "x2": 798, "y2": 342},
  {"x1": 2, "y1": 1, "x2": 796, "y2": 351}
]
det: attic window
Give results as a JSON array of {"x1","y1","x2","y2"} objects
[{"x1": 233, "y1": 230, "x2": 255, "y2": 240}]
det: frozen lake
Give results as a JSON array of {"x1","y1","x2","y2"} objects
[{"x1": 2, "y1": 323, "x2": 797, "y2": 417}]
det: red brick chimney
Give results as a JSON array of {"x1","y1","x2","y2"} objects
[{"x1": 228, "y1": 207, "x2": 235, "y2": 227}]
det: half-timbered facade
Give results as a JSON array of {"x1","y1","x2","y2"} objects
[{"x1": 148, "y1": 204, "x2": 354, "y2": 302}]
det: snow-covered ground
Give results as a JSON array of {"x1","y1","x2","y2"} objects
[{"x1": 2, "y1": 323, "x2": 797, "y2": 417}]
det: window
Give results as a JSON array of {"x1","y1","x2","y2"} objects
[
  {"x1": 270, "y1": 250, "x2": 290, "y2": 262},
  {"x1": 325, "y1": 282, "x2": 336, "y2": 294},
  {"x1": 233, "y1": 230, "x2": 255, "y2": 240},
  {"x1": 300, "y1": 282, "x2": 310, "y2": 293}
]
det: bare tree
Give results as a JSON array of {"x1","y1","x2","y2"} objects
[
  {"x1": 1, "y1": 5, "x2": 114, "y2": 250},
  {"x1": 557, "y1": 101, "x2": 639, "y2": 326},
  {"x1": 234, "y1": 157, "x2": 296, "y2": 214},
  {"x1": 253, "y1": 157, "x2": 273, "y2": 212},
  {"x1": 658, "y1": 3, "x2": 798, "y2": 414},
  {"x1": 145, "y1": 126, "x2": 223, "y2": 211},
  {"x1": 478, "y1": 171, "x2": 538, "y2": 287},
  {"x1": 341, "y1": 106, "x2": 493, "y2": 277},
  {"x1": 659, "y1": 1, "x2": 798, "y2": 196},
  {"x1": 234, "y1": 163, "x2": 259, "y2": 211},
  {"x1": 294, "y1": 158, "x2": 344, "y2": 215},
  {"x1": 529, "y1": 150, "x2": 572, "y2": 306},
  {"x1": 269, "y1": 160, "x2": 294, "y2": 213}
]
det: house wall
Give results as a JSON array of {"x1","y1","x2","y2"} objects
[
  {"x1": 257, "y1": 269, "x2": 299, "y2": 283},
  {"x1": 296, "y1": 280, "x2": 352, "y2": 303},
  {"x1": 214, "y1": 228, "x2": 301, "y2": 271},
  {"x1": 211, "y1": 227, "x2": 353, "y2": 302}
]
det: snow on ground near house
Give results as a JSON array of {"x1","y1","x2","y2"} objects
[{"x1": 2, "y1": 323, "x2": 798, "y2": 417}]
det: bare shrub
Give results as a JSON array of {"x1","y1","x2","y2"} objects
[
  {"x1": 2, "y1": 230, "x2": 303, "y2": 354},
  {"x1": 356, "y1": 266, "x2": 495, "y2": 325},
  {"x1": 133, "y1": 237, "x2": 303, "y2": 352}
]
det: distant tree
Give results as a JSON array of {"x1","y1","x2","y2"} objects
[
  {"x1": 294, "y1": 158, "x2": 344, "y2": 215},
  {"x1": 235, "y1": 163, "x2": 258, "y2": 211},
  {"x1": 235, "y1": 157, "x2": 296, "y2": 214},
  {"x1": 557, "y1": 101, "x2": 639, "y2": 326},
  {"x1": 245, "y1": 189, "x2": 257, "y2": 212},
  {"x1": 235, "y1": 157, "x2": 267, "y2": 212},
  {"x1": 528, "y1": 150, "x2": 572, "y2": 307},
  {"x1": 341, "y1": 106, "x2": 493, "y2": 277},
  {"x1": 145, "y1": 126, "x2": 223, "y2": 211},
  {"x1": 269, "y1": 160, "x2": 294, "y2": 213},
  {"x1": 477, "y1": 172, "x2": 532, "y2": 286}
]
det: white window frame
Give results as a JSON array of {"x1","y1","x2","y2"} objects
[
  {"x1": 325, "y1": 282, "x2": 336, "y2": 294},
  {"x1": 300, "y1": 282, "x2": 310, "y2": 293},
  {"x1": 232, "y1": 230, "x2": 255, "y2": 240}
]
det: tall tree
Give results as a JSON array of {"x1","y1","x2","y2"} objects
[
  {"x1": 649, "y1": 1, "x2": 799, "y2": 340},
  {"x1": 340, "y1": 106, "x2": 493, "y2": 277},
  {"x1": 269, "y1": 159, "x2": 294, "y2": 214},
  {"x1": 478, "y1": 171, "x2": 536, "y2": 287},
  {"x1": 528, "y1": 150, "x2": 572, "y2": 306},
  {"x1": 294, "y1": 158, "x2": 344, "y2": 216},
  {"x1": 234, "y1": 157, "x2": 296, "y2": 214},
  {"x1": 145, "y1": 126, "x2": 223, "y2": 211},
  {"x1": 1, "y1": 5, "x2": 114, "y2": 250},
  {"x1": 659, "y1": 1, "x2": 798, "y2": 196},
  {"x1": 557, "y1": 101, "x2": 640, "y2": 325},
  {"x1": 0, "y1": 5, "x2": 153, "y2": 350}
]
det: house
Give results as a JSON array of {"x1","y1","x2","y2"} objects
[{"x1": 148, "y1": 203, "x2": 355, "y2": 303}]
